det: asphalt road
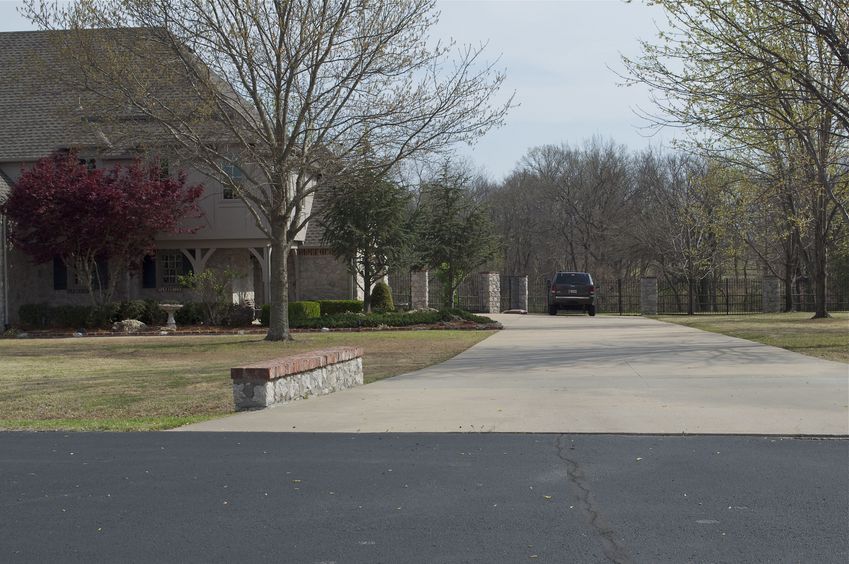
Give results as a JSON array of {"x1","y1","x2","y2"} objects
[
  {"x1": 182, "y1": 314, "x2": 849, "y2": 434},
  {"x1": 2, "y1": 432, "x2": 846, "y2": 563}
]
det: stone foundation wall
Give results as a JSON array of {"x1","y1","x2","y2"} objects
[{"x1": 232, "y1": 350, "x2": 363, "y2": 410}]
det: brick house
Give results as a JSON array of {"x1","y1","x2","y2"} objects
[{"x1": 0, "y1": 30, "x2": 356, "y2": 328}]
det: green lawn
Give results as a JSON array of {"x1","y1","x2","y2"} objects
[
  {"x1": 0, "y1": 330, "x2": 494, "y2": 431},
  {"x1": 657, "y1": 312, "x2": 848, "y2": 363}
]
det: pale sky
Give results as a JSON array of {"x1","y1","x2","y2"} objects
[{"x1": 0, "y1": 0, "x2": 672, "y2": 181}]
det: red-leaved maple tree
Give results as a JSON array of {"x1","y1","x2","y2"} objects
[{"x1": 1, "y1": 151, "x2": 203, "y2": 305}]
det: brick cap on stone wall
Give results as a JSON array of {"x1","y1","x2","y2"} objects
[{"x1": 231, "y1": 346, "x2": 363, "y2": 381}]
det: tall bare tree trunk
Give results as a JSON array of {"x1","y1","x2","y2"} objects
[
  {"x1": 266, "y1": 222, "x2": 291, "y2": 341},
  {"x1": 812, "y1": 210, "x2": 829, "y2": 318}
]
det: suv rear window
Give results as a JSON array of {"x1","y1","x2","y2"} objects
[{"x1": 555, "y1": 272, "x2": 590, "y2": 285}]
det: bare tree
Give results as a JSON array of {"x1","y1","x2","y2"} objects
[
  {"x1": 622, "y1": 0, "x2": 848, "y2": 317},
  {"x1": 25, "y1": 0, "x2": 512, "y2": 339}
]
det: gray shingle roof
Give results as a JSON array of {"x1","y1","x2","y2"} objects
[
  {"x1": 303, "y1": 186, "x2": 328, "y2": 248},
  {"x1": 0, "y1": 29, "x2": 245, "y2": 162},
  {"x1": 0, "y1": 31, "x2": 103, "y2": 162}
]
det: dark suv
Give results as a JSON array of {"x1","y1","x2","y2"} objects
[{"x1": 546, "y1": 272, "x2": 596, "y2": 316}]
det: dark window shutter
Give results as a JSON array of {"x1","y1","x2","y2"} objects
[
  {"x1": 182, "y1": 254, "x2": 193, "y2": 276},
  {"x1": 53, "y1": 256, "x2": 68, "y2": 290},
  {"x1": 94, "y1": 256, "x2": 109, "y2": 289},
  {"x1": 142, "y1": 255, "x2": 156, "y2": 288}
]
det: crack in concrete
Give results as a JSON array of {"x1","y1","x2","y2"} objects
[{"x1": 556, "y1": 435, "x2": 632, "y2": 564}]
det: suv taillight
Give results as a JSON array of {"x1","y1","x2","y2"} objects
[
  {"x1": 550, "y1": 285, "x2": 557, "y2": 294},
  {"x1": 588, "y1": 285, "x2": 595, "y2": 294}
]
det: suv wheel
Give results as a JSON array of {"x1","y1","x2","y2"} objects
[
  {"x1": 548, "y1": 305, "x2": 557, "y2": 316},
  {"x1": 587, "y1": 305, "x2": 596, "y2": 317}
]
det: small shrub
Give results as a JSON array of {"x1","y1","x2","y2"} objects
[
  {"x1": 224, "y1": 304, "x2": 255, "y2": 327},
  {"x1": 370, "y1": 281, "x2": 394, "y2": 312},
  {"x1": 52, "y1": 305, "x2": 90, "y2": 328},
  {"x1": 18, "y1": 303, "x2": 97, "y2": 329},
  {"x1": 179, "y1": 268, "x2": 242, "y2": 325},
  {"x1": 289, "y1": 301, "x2": 321, "y2": 321},
  {"x1": 86, "y1": 304, "x2": 118, "y2": 328},
  {"x1": 174, "y1": 302, "x2": 206, "y2": 325},
  {"x1": 319, "y1": 300, "x2": 364, "y2": 316},
  {"x1": 140, "y1": 300, "x2": 167, "y2": 325},
  {"x1": 116, "y1": 300, "x2": 148, "y2": 322},
  {"x1": 290, "y1": 308, "x2": 496, "y2": 329},
  {"x1": 260, "y1": 302, "x2": 321, "y2": 326},
  {"x1": 18, "y1": 303, "x2": 52, "y2": 329}
]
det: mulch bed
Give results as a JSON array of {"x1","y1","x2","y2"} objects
[{"x1": 5, "y1": 320, "x2": 501, "y2": 339}]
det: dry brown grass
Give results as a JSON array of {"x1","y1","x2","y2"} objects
[
  {"x1": 0, "y1": 330, "x2": 494, "y2": 431},
  {"x1": 657, "y1": 312, "x2": 848, "y2": 363}
]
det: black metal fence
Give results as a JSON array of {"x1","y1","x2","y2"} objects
[
  {"x1": 500, "y1": 275, "x2": 526, "y2": 311},
  {"x1": 392, "y1": 270, "x2": 849, "y2": 314},
  {"x1": 527, "y1": 276, "x2": 642, "y2": 314},
  {"x1": 784, "y1": 280, "x2": 849, "y2": 312},
  {"x1": 388, "y1": 270, "x2": 412, "y2": 311},
  {"x1": 657, "y1": 278, "x2": 763, "y2": 315},
  {"x1": 428, "y1": 273, "x2": 483, "y2": 311}
]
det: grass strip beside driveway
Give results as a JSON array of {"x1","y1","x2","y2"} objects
[
  {"x1": 0, "y1": 330, "x2": 494, "y2": 431},
  {"x1": 657, "y1": 312, "x2": 848, "y2": 363}
]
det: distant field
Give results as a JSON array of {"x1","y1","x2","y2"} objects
[
  {"x1": 0, "y1": 330, "x2": 494, "y2": 431},
  {"x1": 657, "y1": 312, "x2": 848, "y2": 363}
]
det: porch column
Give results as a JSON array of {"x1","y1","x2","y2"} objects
[
  {"x1": 180, "y1": 248, "x2": 217, "y2": 273},
  {"x1": 249, "y1": 247, "x2": 271, "y2": 306},
  {"x1": 640, "y1": 277, "x2": 658, "y2": 315}
]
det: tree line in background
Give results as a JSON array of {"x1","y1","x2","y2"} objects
[
  {"x1": 12, "y1": 0, "x2": 847, "y2": 326},
  {"x1": 323, "y1": 123, "x2": 848, "y2": 317},
  {"x1": 323, "y1": 0, "x2": 848, "y2": 318},
  {"x1": 485, "y1": 139, "x2": 847, "y2": 316}
]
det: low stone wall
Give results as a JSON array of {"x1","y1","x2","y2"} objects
[{"x1": 231, "y1": 346, "x2": 363, "y2": 410}]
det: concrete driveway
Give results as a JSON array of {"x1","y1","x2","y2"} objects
[{"x1": 180, "y1": 314, "x2": 849, "y2": 435}]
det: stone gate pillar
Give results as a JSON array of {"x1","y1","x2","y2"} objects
[
  {"x1": 480, "y1": 272, "x2": 501, "y2": 314},
  {"x1": 762, "y1": 276, "x2": 780, "y2": 313},
  {"x1": 640, "y1": 277, "x2": 658, "y2": 316},
  {"x1": 410, "y1": 270, "x2": 429, "y2": 310}
]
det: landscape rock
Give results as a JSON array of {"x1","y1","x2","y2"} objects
[{"x1": 112, "y1": 319, "x2": 148, "y2": 334}]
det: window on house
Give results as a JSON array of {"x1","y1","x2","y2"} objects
[
  {"x1": 52, "y1": 256, "x2": 108, "y2": 291},
  {"x1": 53, "y1": 256, "x2": 68, "y2": 290},
  {"x1": 78, "y1": 158, "x2": 96, "y2": 170},
  {"x1": 159, "y1": 251, "x2": 182, "y2": 286},
  {"x1": 153, "y1": 251, "x2": 193, "y2": 288},
  {"x1": 222, "y1": 163, "x2": 243, "y2": 200}
]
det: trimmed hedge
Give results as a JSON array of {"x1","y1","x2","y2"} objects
[
  {"x1": 224, "y1": 304, "x2": 256, "y2": 327},
  {"x1": 17, "y1": 300, "x2": 220, "y2": 329},
  {"x1": 260, "y1": 301, "x2": 321, "y2": 326},
  {"x1": 18, "y1": 303, "x2": 117, "y2": 329},
  {"x1": 292, "y1": 308, "x2": 495, "y2": 329},
  {"x1": 318, "y1": 300, "x2": 364, "y2": 316},
  {"x1": 174, "y1": 302, "x2": 205, "y2": 325}
]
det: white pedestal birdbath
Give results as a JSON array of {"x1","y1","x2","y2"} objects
[{"x1": 160, "y1": 304, "x2": 183, "y2": 330}]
